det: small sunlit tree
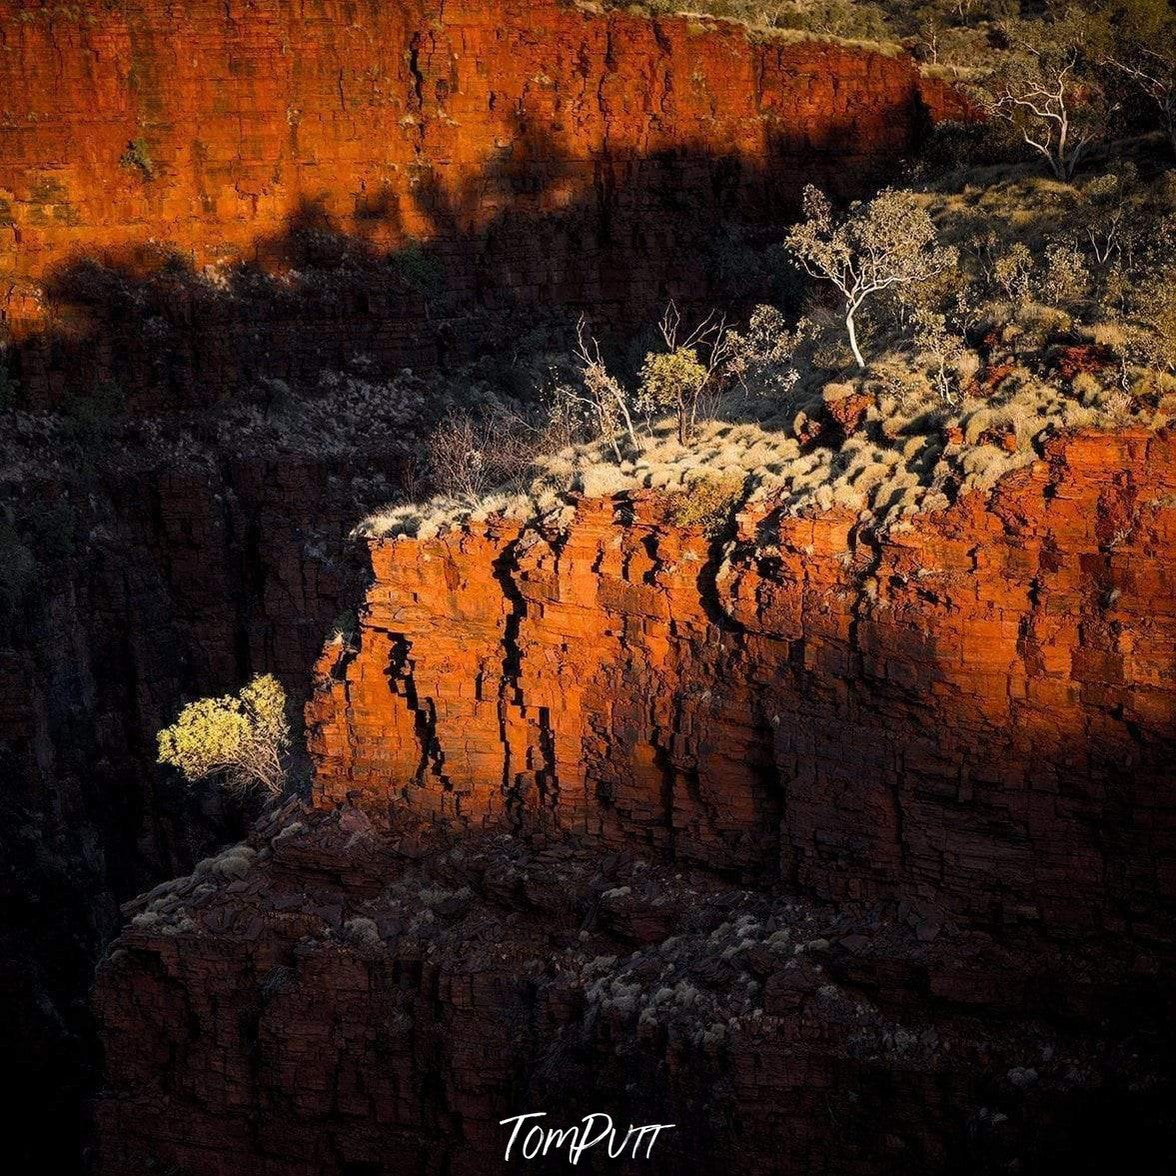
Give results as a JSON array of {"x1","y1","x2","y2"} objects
[
  {"x1": 157, "y1": 674, "x2": 290, "y2": 797},
  {"x1": 784, "y1": 186, "x2": 957, "y2": 370},
  {"x1": 635, "y1": 303, "x2": 731, "y2": 443}
]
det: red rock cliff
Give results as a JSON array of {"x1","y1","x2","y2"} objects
[
  {"x1": 308, "y1": 428, "x2": 1176, "y2": 940},
  {"x1": 0, "y1": 0, "x2": 961, "y2": 403},
  {"x1": 93, "y1": 432, "x2": 1176, "y2": 1173}
]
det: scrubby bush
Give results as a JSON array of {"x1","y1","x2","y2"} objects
[
  {"x1": 912, "y1": 306, "x2": 972, "y2": 401},
  {"x1": 720, "y1": 305, "x2": 801, "y2": 397},
  {"x1": 572, "y1": 318, "x2": 642, "y2": 459},
  {"x1": 425, "y1": 407, "x2": 543, "y2": 498},
  {"x1": 638, "y1": 346, "x2": 710, "y2": 443},
  {"x1": 426, "y1": 410, "x2": 496, "y2": 498},
  {"x1": 1078, "y1": 170, "x2": 1139, "y2": 274},
  {"x1": 526, "y1": 362, "x2": 599, "y2": 453},
  {"x1": 613, "y1": 0, "x2": 894, "y2": 42},
  {"x1": 361, "y1": 138, "x2": 1176, "y2": 546},
  {"x1": 991, "y1": 241, "x2": 1035, "y2": 302},
  {"x1": 1040, "y1": 242, "x2": 1091, "y2": 307},
  {"x1": 917, "y1": 119, "x2": 1021, "y2": 175},
  {"x1": 635, "y1": 304, "x2": 731, "y2": 443},
  {"x1": 667, "y1": 474, "x2": 745, "y2": 533},
  {"x1": 775, "y1": 0, "x2": 891, "y2": 40},
  {"x1": 1129, "y1": 268, "x2": 1176, "y2": 369},
  {"x1": 389, "y1": 242, "x2": 446, "y2": 299},
  {"x1": 157, "y1": 674, "x2": 290, "y2": 797}
]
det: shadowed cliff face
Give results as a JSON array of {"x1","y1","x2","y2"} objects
[
  {"x1": 91, "y1": 804, "x2": 1176, "y2": 1176},
  {"x1": 10, "y1": 0, "x2": 1166, "y2": 1165},
  {"x1": 95, "y1": 426, "x2": 1176, "y2": 1175},
  {"x1": 0, "y1": 0, "x2": 957, "y2": 278},
  {"x1": 0, "y1": 0, "x2": 965, "y2": 407},
  {"x1": 0, "y1": 444, "x2": 413, "y2": 1172}
]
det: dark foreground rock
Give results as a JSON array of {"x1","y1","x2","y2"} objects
[{"x1": 93, "y1": 804, "x2": 1176, "y2": 1175}]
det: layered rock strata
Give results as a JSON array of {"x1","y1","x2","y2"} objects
[
  {"x1": 0, "y1": 3, "x2": 974, "y2": 1160},
  {"x1": 0, "y1": 0, "x2": 965, "y2": 405},
  {"x1": 92, "y1": 803, "x2": 1176, "y2": 1175},
  {"x1": 91, "y1": 427, "x2": 1176, "y2": 1173},
  {"x1": 308, "y1": 429, "x2": 1176, "y2": 940}
]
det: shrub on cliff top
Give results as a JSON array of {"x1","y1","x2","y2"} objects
[
  {"x1": 361, "y1": 157, "x2": 1176, "y2": 544},
  {"x1": 784, "y1": 186, "x2": 958, "y2": 369},
  {"x1": 157, "y1": 674, "x2": 290, "y2": 798},
  {"x1": 636, "y1": 303, "x2": 731, "y2": 443},
  {"x1": 667, "y1": 473, "x2": 745, "y2": 533},
  {"x1": 638, "y1": 347, "x2": 709, "y2": 439}
]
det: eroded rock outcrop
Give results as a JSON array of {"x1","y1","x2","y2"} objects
[
  {"x1": 308, "y1": 428, "x2": 1176, "y2": 940},
  {"x1": 91, "y1": 428, "x2": 1176, "y2": 1173},
  {"x1": 0, "y1": 430, "x2": 405, "y2": 1169}
]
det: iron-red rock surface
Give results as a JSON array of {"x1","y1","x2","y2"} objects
[
  {"x1": 308, "y1": 428, "x2": 1176, "y2": 940},
  {"x1": 0, "y1": 0, "x2": 962, "y2": 405}
]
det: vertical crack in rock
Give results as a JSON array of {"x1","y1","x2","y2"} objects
[
  {"x1": 536, "y1": 704, "x2": 560, "y2": 813},
  {"x1": 650, "y1": 694, "x2": 681, "y2": 860},
  {"x1": 387, "y1": 632, "x2": 452, "y2": 792},
  {"x1": 598, "y1": 17, "x2": 616, "y2": 148},
  {"x1": 407, "y1": 32, "x2": 425, "y2": 111},
  {"x1": 492, "y1": 537, "x2": 532, "y2": 822}
]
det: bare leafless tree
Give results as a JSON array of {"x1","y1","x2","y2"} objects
[{"x1": 572, "y1": 317, "x2": 642, "y2": 460}]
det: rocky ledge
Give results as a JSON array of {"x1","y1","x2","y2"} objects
[
  {"x1": 93, "y1": 803, "x2": 1175, "y2": 1175},
  {"x1": 308, "y1": 428, "x2": 1176, "y2": 942}
]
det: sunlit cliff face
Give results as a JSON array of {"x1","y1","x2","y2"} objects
[
  {"x1": 308, "y1": 427, "x2": 1176, "y2": 935},
  {"x1": 0, "y1": 0, "x2": 963, "y2": 367}
]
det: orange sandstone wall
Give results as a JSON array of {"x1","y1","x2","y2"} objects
[
  {"x1": 308, "y1": 429, "x2": 1176, "y2": 938},
  {"x1": 0, "y1": 0, "x2": 959, "y2": 402}
]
